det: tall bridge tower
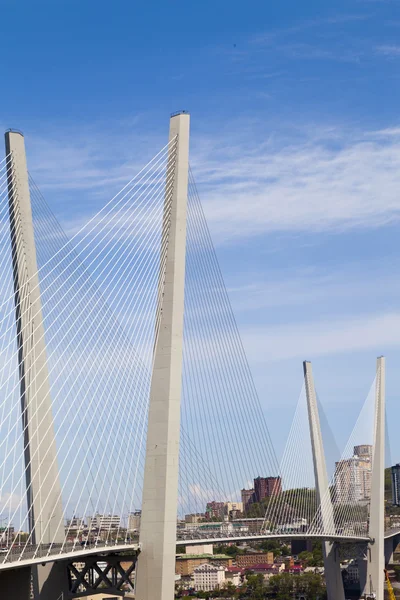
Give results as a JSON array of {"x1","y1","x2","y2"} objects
[
  {"x1": 135, "y1": 112, "x2": 190, "y2": 600},
  {"x1": 5, "y1": 131, "x2": 64, "y2": 547}
]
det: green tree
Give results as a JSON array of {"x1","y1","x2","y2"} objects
[
  {"x1": 268, "y1": 572, "x2": 295, "y2": 600},
  {"x1": 298, "y1": 550, "x2": 313, "y2": 565},
  {"x1": 258, "y1": 539, "x2": 281, "y2": 553},
  {"x1": 219, "y1": 581, "x2": 237, "y2": 598},
  {"x1": 296, "y1": 572, "x2": 327, "y2": 599},
  {"x1": 280, "y1": 545, "x2": 290, "y2": 556},
  {"x1": 393, "y1": 565, "x2": 400, "y2": 581},
  {"x1": 309, "y1": 541, "x2": 323, "y2": 567},
  {"x1": 214, "y1": 544, "x2": 243, "y2": 558},
  {"x1": 244, "y1": 573, "x2": 266, "y2": 599}
]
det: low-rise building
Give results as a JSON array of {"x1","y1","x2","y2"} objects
[
  {"x1": 185, "y1": 544, "x2": 213, "y2": 555},
  {"x1": 224, "y1": 502, "x2": 243, "y2": 517},
  {"x1": 288, "y1": 565, "x2": 304, "y2": 575},
  {"x1": 236, "y1": 552, "x2": 274, "y2": 568},
  {"x1": 193, "y1": 563, "x2": 225, "y2": 591},
  {"x1": 185, "y1": 513, "x2": 205, "y2": 523},
  {"x1": 225, "y1": 567, "x2": 242, "y2": 586},
  {"x1": 175, "y1": 554, "x2": 233, "y2": 576},
  {"x1": 248, "y1": 563, "x2": 280, "y2": 580},
  {"x1": 275, "y1": 556, "x2": 294, "y2": 569},
  {"x1": 66, "y1": 516, "x2": 85, "y2": 530},
  {"x1": 87, "y1": 513, "x2": 120, "y2": 531}
]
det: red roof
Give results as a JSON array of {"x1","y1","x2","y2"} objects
[
  {"x1": 226, "y1": 567, "x2": 242, "y2": 573},
  {"x1": 250, "y1": 564, "x2": 278, "y2": 572}
]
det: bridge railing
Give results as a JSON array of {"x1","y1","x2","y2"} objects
[{"x1": 0, "y1": 540, "x2": 137, "y2": 565}]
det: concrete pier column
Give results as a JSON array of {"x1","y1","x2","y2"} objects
[
  {"x1": 384, "y1": 536, "x2": 398, "y2": 566},
  {"x1": 135, "y1": 113, "x2": 190, "y2": 600},
  {"x1": 303, "y1": 361, "x2": 345, "y2": 600},
  {"x1": 0, "y1": 566, "x2": 32, "y2": 600}
]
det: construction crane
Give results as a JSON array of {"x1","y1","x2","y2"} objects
[{"x1": 385, "y1": 568, "x2": 396, "y2": 600}]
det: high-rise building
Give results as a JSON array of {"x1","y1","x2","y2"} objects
[
  {"x1": 334, "y1": 445, "x2": 372, "y2": 504},
  {"x1": 254, "y1": 477, "x2": 282, "y2": 502},
  {"x1": 205, "y1": 501, "x2": 225, "y2": 520},
  {"x1": 241, "y1": 488, "x2": 255, "y2": 509},
  {"x1": 128, "y1": 510, "x2": 141, "y2": 532},
  {"x1": 391, "y1": 464, "x2": 400, "y2": 506},
  {"x1": 354, "y1": 445, "x2": 373, "y2": 460}
]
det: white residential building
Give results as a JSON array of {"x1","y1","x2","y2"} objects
[
  {"x1": 87, "y1": 513, "x2": 120, "y2": 530},
  {"x1": 186, "y1": 544, "x2": 213, "y2": 555},
  {"x1": 193, "y1": 563, "x2": 226, "y2": 592}
]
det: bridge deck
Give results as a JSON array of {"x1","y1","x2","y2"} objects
[{"x1": 0, "y1": 527, "x2": 398, "y2": 571}]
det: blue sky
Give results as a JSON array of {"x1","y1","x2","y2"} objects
[{"x1": 1, "y1": 0, "x2": 400, "y2": 466}]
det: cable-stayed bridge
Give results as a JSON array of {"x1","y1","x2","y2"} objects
[{"x1": 0, "y1": 113, "x2": 396, "y2": 599}]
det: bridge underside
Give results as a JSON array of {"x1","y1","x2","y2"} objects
[{"x1": 0, "y1": 552, "x2": 138, "y2": 600}]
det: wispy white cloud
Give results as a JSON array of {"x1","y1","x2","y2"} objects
[
  {"x1": 376, "y1": 44, "x2": 400, "y2": 56},
  {"x1": 252, "y1": 14, "x2": 371, "y2": 46},
  {"x1": 369, "y1": 126, "x2": 400, "y2": 136},
  {"x1": 19, "y1": 118, "x2": 400, "y2": 246},
  {"x1": 241, "y1": 311, "x2": 400, "y2": 362},
  {"x1": 227, "y1": 267, "x2": 400, "y2": 313},
  {"x1": 191, "y1": 124, "x2": 400, "y2": 242},
  {"x1": 22, "y1": 118, "x2": 163, "y2": 195}
]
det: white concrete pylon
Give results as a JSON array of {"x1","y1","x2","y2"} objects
[
  {"x1": 4, "y1": 131, "x2": 64, "y2": 545},
  {"x1": 135, "y1": 112, "x2": 190, "y2": 600},
  {"x1": 303, "y1": 361, "x2": 345, "y2": 600},
  {"x1": 366, "y1": 356, "x2": 385, "y2": 599}
]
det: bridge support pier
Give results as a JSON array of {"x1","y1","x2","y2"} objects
[
  {"x1": 385, "y1": 534, "x2": 400, "y2": 565},
  {"x1": 33, "y1": 561, "x2": 69, "y2": 600},
  {"x1": 0, "y1": 566, "x2": 32, "y2": 600},
  {"x1": 135, "y1": 112, "x2": 190, "y2": 600},
  {"x1": 303, "y1": 361, "x2": 345, "y2": 600}
]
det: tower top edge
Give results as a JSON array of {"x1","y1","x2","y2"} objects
[
  {"x1": 170, "y1": 110, "x2": 190, "y2": 118},
  {"x1": 5, "y1": 129, "x2": 24, "y2": 137}
]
